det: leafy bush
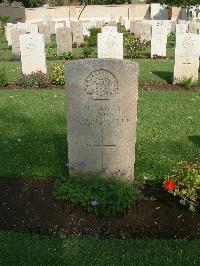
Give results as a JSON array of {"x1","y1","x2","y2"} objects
[
  {"x1": 54, "y1": 173, "x2": 141, "y2": 216},
  {"x1": 167, "y1": 32, "x2": 176, "y2": 48},
  {"x1": 17, "y1": 71, "x2": 49, "y2": 88},
  {"x1": 179, "y1": 77, "x2": 198, "y2": 89},
  {"x1": 49, "y1": 63, "x2": 65, "y2": 85},
  {"x1": 0, "y1": 68, "x2": 8, "y2": 87},
  {"x1": 83, "y1": 46, "x2": 94, "y2": 58},
  {"x1": 87, "y1": 27, "x2": 101, "y2": 47},
  {"x1": 45, "y1": 45, "x2": 51, "y2": 56},
  {"x1": 124, "y1": 33, "x2": 149, "y2": 58},
  {"x1": 57, "y1": 51, "x2": 74, "y2": 60},
  {"x1": 48, "y1": 0, "x2": 64, "y2": 6},
  {"x1": 163, "y1": 160, "x2": 200, "y2": 212}
]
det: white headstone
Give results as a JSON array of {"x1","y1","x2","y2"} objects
[
  {"x1": 98, "y1": 28, "x2": 123, "y2": 59},
  {"x1": 174, "y1": 33, "x2": 200, "y2": 82},
  {"x1": 151, "y1": 24, "x2": 168, "y2": 57},
  {"x1": 19, "y1": 33, "x2": 47, "y2": 75}
]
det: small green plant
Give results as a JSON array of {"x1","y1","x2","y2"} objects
[
  {"x1": 0, "y1": 16, "x2": 9, "y2": 27},
  {"x1": 17, "y1": 71, "x2": 49, "y2": 88},
  {"x1": 0, "y1": 68, "x2": 8, "y2": 87},
  {"x1": 83, "y1": 45, "x2": 94, "y2": 58},
  {"x1": 57, "y1": 51, "x2": 74, "y2": 60},
  {"x1": 87, "y1": 27, "x2": 101, "y2": 47},
  {"x1": 118, "y1": 25, "x2": 130, "y2": 38},
  {"x1": 124, "y1": 33, "x2": 149, "y2": 58},
  {"x1": 49, "y1": 63, "x2": 65, "y2": 85},
  {"x1": 54, "y1": 173, "x2": 141, "y2": 216},
  {"x1": 45, "y1": 45, "x2": 51, "y2": 56},
  {"x1": 163, "y1": 160, "x2": 200, "y2": 212},
  {"x1": 167, "y1": 32, "x2": 176, "y2": 48},
  {"x1": 179, "y1": 77, "x2": 198, "y2": 89}
]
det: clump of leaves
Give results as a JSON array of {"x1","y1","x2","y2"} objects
[
  {"x1": 163, "y1": 160, "x2": 200, "y2": 212},
  {"x1": 83, "y1": 45, "x2": 94, "y2": 58},
  {"x1": 54, "y1": 173, "x2": 141, "y2": 216},
  {"x1": 167, "y1": 32, "x2": 176, "y2": 48},
  {"x1": 17, "y1": 71, "x2": 49, "y2": 88},
  {"x1": 45, "y1": 45, "x2": 51, "y2": 56},
  {"x1": 179, "y1": 77, "x2": 198, "y2": 89},
  {"x1": 0, "y1": 68, "x2": 8, "y2": 87},
  {"x1": 57, "y1": 51, "x2": 74, "y2": 60},
  {"x1": 49, "y1": 62, "x2": 65, "y2": 85},
  {"x1": 124, "y1": 33, "x2": 149, "y2": 58},
  {"x1": 86, "y1": 26, "x2": 101, "y2": 47}
]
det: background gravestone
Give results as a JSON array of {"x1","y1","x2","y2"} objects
[
  {"x1": 11, "y1": 28, "x2": 26, "y2": 59},
  {"x1": 174, "y1": 33, "x2": 200, "y2": 82},
  {"x1": 56, "y1": 27, "x2": 72, "y2": 55},
  {"x1": 19, "y1": 33, "x2": 47, "y2": 74},
  {"x1": 151, "y1": 24, "x2": 168, "y2": 58},
  {"x1": 97, "y1": 28, "x2": 123, "y2": 59},
  {"x1": 65, "y1": 59, "x2": 139, "y2": 180},
  {"x1": 71, "y1": 21, "x2": 84, "y2": 46}
]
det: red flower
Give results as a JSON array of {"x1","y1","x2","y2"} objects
[{"x1": 164, "y1": 180, "x2": 176, "y2": 191}]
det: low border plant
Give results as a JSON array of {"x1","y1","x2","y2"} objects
[
  {"x1": 0, "y1": 68, "x2": 8, "y2": 87},
  {"x1": 54, "y1": 171, "x2": 141, "y2": 216},
  {"x1": 163, "y1": 159, "x2": 200, "y2": 212},
  {"x1": 17, "y1": 71, "x2": 49, "y2": 88},
  {"x1": 49, "y1": 62, "x2": 65, "y2": 85}
]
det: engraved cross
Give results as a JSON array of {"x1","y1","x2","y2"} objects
[
  {"x1": 183, "y1": 58, "x2": 191, "y2": 65},
  {"x1": 87, "y1": 129, "x2": 115, "y2": 171}
]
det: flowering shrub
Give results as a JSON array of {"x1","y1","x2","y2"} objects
[
  {"x1": 86, "y1": 27, "x2": 101, "y2": 47},
  {"x1": 83, "y1": 45, "x2": 94, "y2": 58},
  {"x1": 49, "y1": 63, "x2": 65, "y2": 85},
  {"x1": 0, "y1": 68, "x2": 8, "y2": 87},
  {"x1": 54, "y1": 173, "x2": 141, "y2": 215},
  {"x1": 163, "y1": 160, "x2": 200, "y2": 212},
  {"x1": 17, "y1": 71, "x2": 49, "y2": 88},
  {"x1": 124, "y1": 33, "x2": 149, "y2": 58},
  {"x1": 57, "y1": 51, "x2": 74, "y2": 60}
]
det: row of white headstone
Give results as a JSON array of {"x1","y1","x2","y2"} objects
[{"x1": 6, "y1": 20, "x2": 200, "y2": 82}]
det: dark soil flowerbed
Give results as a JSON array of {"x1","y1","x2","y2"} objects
[
  {"x1": 0, "y1": 177, "x2": 199, "y2": 239},
  {"x1": 1, "y1": 83, "x2": 200, "y2": 92}
]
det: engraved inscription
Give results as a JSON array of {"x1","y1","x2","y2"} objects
[
  {"x1": 79, "y1": 106, "x2": 129, "y2": 127},
  {"x1": 85, "y1": 69, "x2": 118, "y2": 100}
]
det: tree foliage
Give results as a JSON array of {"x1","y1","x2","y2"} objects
[{"x1": 160, "y1": 0, "x2": 200, "y2": 8}]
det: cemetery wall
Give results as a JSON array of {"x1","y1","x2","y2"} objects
[
  {"x1": 25, "y1": 4, "x2": 162, "y2": 21},
  {"x1": 0, "y1": 6, "x2": 26, "y2": 23}
]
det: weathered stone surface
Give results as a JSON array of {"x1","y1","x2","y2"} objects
[
  {"x1": 65, "y1": 59, "x2": 139, "y2": 180},
  {"x1": 98, "y1": 28, "x2": 123, "y2": 59},
  {"x1": 140, "y1": 22, "x2": 151, "y2": 42},
  {"x1": 71, "y1": 21, "x2": 84, "y2": 46},
  {"x1": 56, "y1": 27, "x2": 72, "y2": 55},
  {"x1": 130, "y1": 20, "x2": 142, "y2": 38},
  {"x1": 19, "y1": 33, "x2": 47, "y2": 75},
  {"x1": 11, "y1": 28, "x2": 26, "y2": 58},
  {"x1": 151, "y1": 24, "x2": 168, "y2": 57},
  {"x1": 38, "y1": 23, "x2": 51, "y2": 44},
  {"x1": 176, "y1": 23, "x2": 187, "y2": 35},
  {"x1": 174, "y1": 33, "x2": 200, "y2": 82}
]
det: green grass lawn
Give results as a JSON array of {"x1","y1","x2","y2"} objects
[
  {"x1": 0, "y1": 231, "x2": 199, "y2": 266},
  {"x1": 0, "y1": 90, "x2": 199, "y2": 181}
]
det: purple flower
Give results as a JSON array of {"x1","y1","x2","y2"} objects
[
  {"x1": 80, "y1": 160, "x2": 88, "y2": 167},
  {"x1": 90, "y1": 200, "x2": 97, "y2": 206},
  {"x1": 114, "y1": 169, "x2": 127, "y2": 176},
  {"x1": 64, "y1": 163, "x2": 71, "y2": 169}
]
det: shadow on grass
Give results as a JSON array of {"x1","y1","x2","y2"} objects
[
  {"x1": 0, "y1": 103, "x2": 67, "y2": 178},
  {"x1": 188, "y1": 136, "x2": 200, "y2": 149},
  {"x1": 152, "y1": 71, "x2": 173, "y2": 84}
]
